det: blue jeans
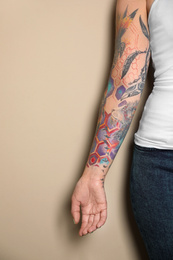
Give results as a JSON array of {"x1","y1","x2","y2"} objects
[{"x1": 130, "y1": 143, "x2": 173, "y2": 260}]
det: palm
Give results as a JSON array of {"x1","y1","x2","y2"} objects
[{"x1": 71, "y1": 176, "x2": 107, "y2": 236}]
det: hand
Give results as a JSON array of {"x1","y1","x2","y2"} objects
[{"x1": 71, "y1": 173, "x2": 107, "y2": 236}]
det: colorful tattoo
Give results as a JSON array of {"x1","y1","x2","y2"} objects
[
  {"x1": 87, "y1": 6, "x2": 150, "y2": 174},
  {"x1": 112, "y1": 7, "x2": 138, "y2": 69}
]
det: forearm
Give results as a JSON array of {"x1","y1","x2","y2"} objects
[{"x1": 83, "y1": 1, "x2": 150, "y2": 180}]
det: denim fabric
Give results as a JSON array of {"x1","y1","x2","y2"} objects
[{"x1": 130, "y1": 143, "x2": 173, "y2": 260}]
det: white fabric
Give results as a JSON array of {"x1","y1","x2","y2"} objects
[{"x1": 134, "y1": 0, "x2": 173, "y2": 149}]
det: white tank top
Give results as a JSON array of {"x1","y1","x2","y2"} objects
[{"x1": 134, "y1": 0, "x2": 173, "y2": 149}]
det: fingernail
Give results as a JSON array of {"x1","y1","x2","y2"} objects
[{"x1": 73, "y1": 219, "x2": 76, "y2": 224}]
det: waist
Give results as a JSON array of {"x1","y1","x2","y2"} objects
[{"x1": 134, "y1": 69, "x2": 173, "y2": 149}]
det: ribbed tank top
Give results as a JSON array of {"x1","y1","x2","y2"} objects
[{"x1": 134, "y1": 0, "x2": 173, "y2": 149}]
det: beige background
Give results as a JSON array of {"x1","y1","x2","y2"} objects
[{"x1": 0, "y1": 1, "x2": 153, "y2": 259}]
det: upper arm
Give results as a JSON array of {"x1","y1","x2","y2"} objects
[{"x1": 110, "y1": 0, "x2": 150, "y2": 106}]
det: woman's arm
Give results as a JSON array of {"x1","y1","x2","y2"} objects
[{"x1": 71, "y1": 0, "x2": 150, "y2": 236}]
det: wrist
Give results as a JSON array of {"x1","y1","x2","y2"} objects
[{"x1": 82, "y1": 165, "x2": 107, "y2": 182}]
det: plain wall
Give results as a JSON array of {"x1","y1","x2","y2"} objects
[{"x1": 0, "y1": 1, "x2": 152, "y2": 259}]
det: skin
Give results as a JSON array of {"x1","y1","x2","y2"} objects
[{"x1": 71, "y1": 0, "x2": 154, "y2": 237}]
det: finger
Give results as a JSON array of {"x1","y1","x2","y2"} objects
[
  {"x1": 71, "y1": 196, "x2": 81, "y2": 224},
  {"x1": 88, "y1": 213, "x2": 100, "y2": 233},
  {"x1": 96, "y1": 209, "x2": 107, "y2": 228},
  {"x1": 79, "y1": 214, "x2": 89, "y2": 236},
  {"x1": 82, "y1": 214, "x2": 94, "y2": 234}
]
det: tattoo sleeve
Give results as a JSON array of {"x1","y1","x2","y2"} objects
[{"x1": 86, "y1": 4, "x2": 150, "y2": 175}]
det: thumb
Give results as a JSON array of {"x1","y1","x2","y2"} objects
[{"x1": 71, "y1": 196, "x2": 81, "y2": 224}]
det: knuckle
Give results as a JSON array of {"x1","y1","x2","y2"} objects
[{"x1": 82, "y1": 220, "x2": 87, "y2": 224}]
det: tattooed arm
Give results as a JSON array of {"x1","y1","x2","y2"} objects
[{"x1": 71, "y1": 0, "x2": 150, "y2": 236}]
